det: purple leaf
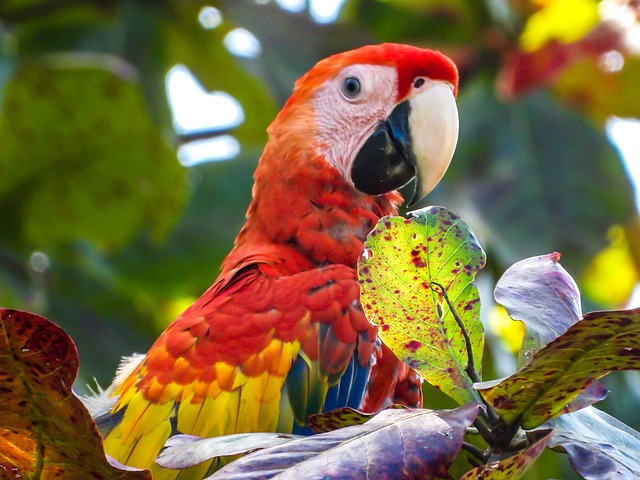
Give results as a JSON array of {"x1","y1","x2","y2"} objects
[
  {"x1": 156, "y1": 433, "x2": 302, "y2": 470},
  {"x1": 494, "y1": 253, "x2": 582, "y2": 366},
  {"x1": 549, "y1": 407, "x2": 640, "y2": 479},
  {"x1": 209, "y1": 404, "x2": 480, "y2": 479}
]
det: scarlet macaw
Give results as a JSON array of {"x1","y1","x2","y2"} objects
[{"x1": 88, "y1": 43, "x2": 459, "y2": 479}]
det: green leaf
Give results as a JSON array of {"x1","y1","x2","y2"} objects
[
  {"x1": 208, "y1": 404, "x2": 480, "y2": 479},
  {"x1": 548, "y1": 406, "x2": 640, "y2": 479},
  {"x1": 0, "y1": 308, "x2": 151, "y2": 479},
  {"x1": 349, "y1": 0, "x2": 481, "y2": 44},
  {"x1": 459, "y1": 429, "x2": 553, "y2": 479},
  {"x1": 494, "y1": 252, "x2": 582, "y2": 366},
  {"x1": 6, "y1": 3, "x2": 116, "y2": 56},
  {"x1": 0, "y1": 22, "x2": 16, "y2": 104},
  {"x1": 477, "y1": 307, "x2": 640, "y2": 429},
  {"x1": 109, "y1": 157, "x2": 255, "y2": 300},
  {"x1": 0, "y1": 55, "x2": 186, "y2": 250},
  {"x1": 358, "y1": 206, "x2": 486, "y2": 405}
]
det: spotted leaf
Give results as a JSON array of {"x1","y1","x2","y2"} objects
[
  {"x1": 307, "y1": 407, "x2": 380, "y2": 434},
  {"x1": 0, "y1": 56, "x2": 185, "y2": 250},
  {"x1": 477, "y1": 308, "x2": 640, "y2": 429},
  {"x1": 358, "y1": 206, "x2": 486, "y2": 404},
  {"x1": 0, "y1": 309, "x2": 150, "y2": 479},
  {"x1": 459, "y1": 429, "x2": 553, "y2": 479}
]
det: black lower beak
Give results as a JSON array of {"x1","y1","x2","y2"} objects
[{"x1": 350, "y1": 101, "x2": 417, "y2": 198}]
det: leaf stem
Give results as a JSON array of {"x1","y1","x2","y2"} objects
[
  {"x1": 479, "y1": 399, "x2": 501, "y2": 429},
  {"x1": 429, "y1": 282, "x2": 480, "y2": 383},
  {"x1": 461, "y1": 442, "x2": 488, "y2": 462},
  {"x1": 494, "y1": 415, "x2": 525, "y2": 449},
  {"x1": 430, "y1": 281, "x2": 502, "y2": 427},
  {"x1": 472, "y1": 417, "x2": 496, "y2": 444}
]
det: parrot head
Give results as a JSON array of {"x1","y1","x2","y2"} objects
[{"x1": 270, "y1": 43, "x2": 459, "y2": 205}]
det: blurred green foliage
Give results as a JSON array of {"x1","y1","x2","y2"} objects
[{"x1": 1, "y1": 1, "x2": 639, "y2": 477}]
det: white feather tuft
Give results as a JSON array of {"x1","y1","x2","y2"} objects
[
  {"x1": 113, "y1": 353, "x2": 146, "y2": 386},
  {"x1": 81, "y1": 353, "x2": 146, "y2": 418}
]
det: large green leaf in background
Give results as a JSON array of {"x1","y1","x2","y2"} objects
[
  {"x1": 346, "y1": 0, "x2": 483, "y2": 44},
  {"x1": 51, "y1": 156, "x2": 256, "y2": 386},
  {"x1": 448, "y1": 79, "x2": 636, "y2": 274},
  {"x1": 556, "y1": 57, "x2": 640, "y2": 121},
  {"x1": 0, "y1": 55, "x2": 185, "y2": 250}
]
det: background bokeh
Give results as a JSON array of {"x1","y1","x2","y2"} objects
[{"x1": 1, "y1": 1, "x2": 639, "y2": 477}]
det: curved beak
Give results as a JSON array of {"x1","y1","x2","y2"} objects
[{"x1": 350, "y1": 81, "x2": 459, "y2": 206}]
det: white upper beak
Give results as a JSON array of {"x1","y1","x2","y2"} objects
[{"x1": 408, "y1": 81, "x2": 459, "y2": 205}]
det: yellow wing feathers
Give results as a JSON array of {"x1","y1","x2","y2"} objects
[{"x1": 104, "y1": 340, "x2": 301, "y2": 473}]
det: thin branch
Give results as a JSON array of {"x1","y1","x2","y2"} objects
[
  {"x1": 472, "y1": 417, "x2": 496, "y2": 444},
  {"x1": 461, "y1": 442, "x2": 488, "y2": 462},
  {"x1": 176, "y1": 127, "x2": 237, "y2": 145},
  {"x1": 494, "y1": 415, "x2": 525, "y2": 449},
  {"x1": 479, "y1": 400, "x2": 502, "y2": 429}
]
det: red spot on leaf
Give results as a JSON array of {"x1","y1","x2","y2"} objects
[
  {"x1": 412, "y1": 257, "x2": 426, "y2": 268},
  {"x1": 464, "y1": 298, "x2": 480, "y2": 311},
  {"x1": 405, "y1": 340, "x2": 422, "y2": 353}
]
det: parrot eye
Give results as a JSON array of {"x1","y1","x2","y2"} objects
[
  {"x1": 342, "y1": 77, "x2": 361, "y2": 98},
  {"x1": 413, "y1": 78, "x2": 425, "y2": 89}
]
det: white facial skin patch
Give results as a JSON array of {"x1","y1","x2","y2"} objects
[{"x1": 313, "y1": 64, "x2": 398, "y2": 180}]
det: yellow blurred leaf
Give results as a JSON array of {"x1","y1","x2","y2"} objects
[
  {"x1": 582, "y1": 226, "x2": 639, "y2": 306},
  {"x1": 555, "y1": 56, "x2": 640, "y2": 120},
  {"x1": 520, "y1": 0, "x2": 600, "y2": 51},
  {"x1": 489, "y1": 305, "x2": 525, "y2": 354},
  {"x1": 157, "y1": 295, "x2": 198, "y2": 330}
]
